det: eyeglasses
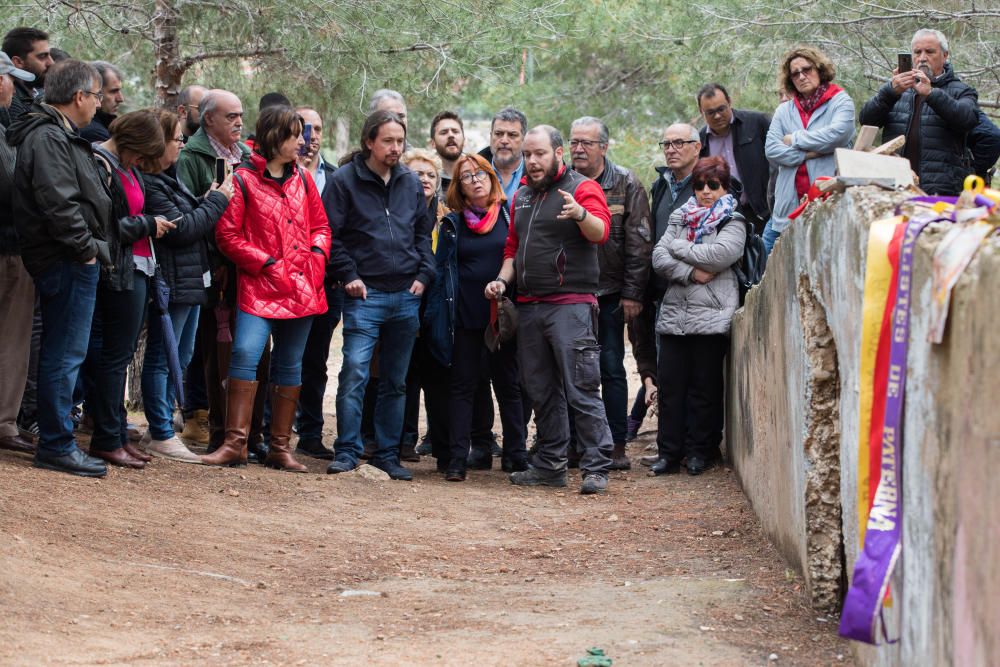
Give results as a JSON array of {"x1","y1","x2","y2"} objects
[
  {"x1": 83, "y1": 90, "x2": 104, "y2": 102},
  {"x1": 569, "y1": 139, "x2": 604, "y2": 149},
  {"x1": 460, "y1": 170, "x2": 489, "y2": 184},
  {"x1": 790, "y1": 64, "x2": 816, "y2": 79},
  {"x1": 658, "y1": 139, "x2": 698, "y2": 151},
  {"x1": 693, "y1": 179, "x2": 724, "y2": 191},
  {"x1": 702, "y1": 103, "x2": 730, "y2": 118}
]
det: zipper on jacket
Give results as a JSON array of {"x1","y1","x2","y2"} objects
[
  {"x1": 519, "y1": 191, "x2": 545, "y2": 293},
  {"x1": 385, "y1": 200, "x2": 398, "y2": 280}
]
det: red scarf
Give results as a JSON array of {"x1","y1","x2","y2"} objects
[
  {"x1": 463, "y1": 201, "x2": 502, "y2": 235},
  {"x1": 792, "y1": 83, "x2": 842, "y2": 199}
]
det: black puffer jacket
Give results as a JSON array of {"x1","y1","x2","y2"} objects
[
  {"x1": 7, "y1": 102, "x2": 112, "y2": 276},
  {"x1": 142, "y1": 166, "x2": 230, "y2": 305},
  {"x1": 859, "y1": 63, "x2": 979, "y2": 195}
]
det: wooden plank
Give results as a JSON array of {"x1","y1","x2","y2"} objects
[
  {"x1": 835, "y1": 148, "x2": 914, "y2": 187},
  {"x1": 871, "y1": 135, "x2": 906, "y2": 156},
  {"x1": 853, "y1": 125, "x2": 880, "y2": 151}
]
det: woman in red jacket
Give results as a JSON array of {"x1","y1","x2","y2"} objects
[{"x1": 204, "y1": 106, "x2": 331, "y2": 471}]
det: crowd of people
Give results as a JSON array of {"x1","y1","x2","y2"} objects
[{"x1": 1, "y1": 26, "x2": 998, "y2": 494}]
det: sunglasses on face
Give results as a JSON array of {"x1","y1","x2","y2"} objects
[{"x1": 693, "y1": 180, "x2": 723, "y2": 191}]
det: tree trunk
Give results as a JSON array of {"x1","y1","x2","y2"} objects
[
  {"x1": 126, "y1": 328, "x2": 147, "y2": 412},
  {"x1": 153, "y1": 0, "x2": 183, "y2": 110}
]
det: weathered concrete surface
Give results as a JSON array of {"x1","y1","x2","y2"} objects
[{"x1": 727, "y1": 188, "x2": 1000, "y2": 666}]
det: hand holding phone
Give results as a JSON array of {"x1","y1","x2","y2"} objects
[
  {"x1": 299, "y1": 123, "x2": 313, "y2": 157},
  {"x1": 214, "y1": 158, "x2": 228, "y2": 186}
]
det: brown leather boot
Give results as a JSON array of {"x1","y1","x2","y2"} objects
[
  {"x1": 608, "y1": 442, "x2": 631, "y2": 470},
  {"x1": 264, "y1": 384, "x2": 307, "y2": 473},
  {"x1": 201, "y1": 378, "x2": 258, "y2": 467}
]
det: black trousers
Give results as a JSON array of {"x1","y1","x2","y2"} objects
[
  {"x1": 448, "y1": 327, "x2": 525, "y2": 466},
  {"x1": 656, "y1": 333, "x2": 728, "y2": 463}
]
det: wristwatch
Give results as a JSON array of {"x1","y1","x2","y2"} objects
[
  {"x1": 496, "y1": 277, "x2": 510, "y2": 292},
  {"x1": 576, "y1": 207, "x2": 587, "y2": 222}
]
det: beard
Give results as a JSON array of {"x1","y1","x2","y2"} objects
[
  {"x1": 437, "y1": 141, "x2": 463, "y2": 160},
  {"x1": 185, "y1": 116, "x2": 200, "y2": 136},
  {"x1": 527, "y1": 159, "x2": 560, "y2": 192}
]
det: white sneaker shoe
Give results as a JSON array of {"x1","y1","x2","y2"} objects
[{"x1": 142, "y1": 432, "x2": 202, "y2": 464}]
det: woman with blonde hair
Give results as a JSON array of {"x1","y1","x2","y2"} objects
[{"x1": 764, "y1": 45, "x2": 855, "y2": 254}]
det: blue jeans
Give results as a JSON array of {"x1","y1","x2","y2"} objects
[
  {"x1": 33, "y1": 261, "x2": 99, "y2": 456},
  {"x1": 597, "y1": 293, "x2": 628, "y2": 443},
  {"x1": 230, "y1": 309, "x2": 313, "y2": 386},
  {"x1": 762, "y1": 218, "x2": 781, "y2": 256},
  {"x1": 141, "y1": 303, "x2": 200, "y2": 440},
  {"x1": 89, "y1": 274, "x2": 150, "y2": 451},
  {"x1": 334, "y1": 288, "x2": 420, "y2": 465},
  {"x1": 295, "y1": 285, "x2": 344, "y2": 440}
]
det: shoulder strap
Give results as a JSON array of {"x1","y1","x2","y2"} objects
[
  {"x1": 234, "y1": 171, "x2": 248, "y2": 201},
  {"x1": 297, "y1": 165, "x2": 309, "y2": 194}
]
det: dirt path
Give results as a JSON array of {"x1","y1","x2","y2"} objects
[
  {"x1": 0, "y1": 333, "x2": 852, "y2": 666},
  {"x1": 0, "y1": 442, "x2": 850, "y2": 666}
]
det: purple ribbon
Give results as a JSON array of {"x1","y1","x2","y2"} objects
[{"x1": 839, "y1": 215, "x2": 933, "y2": 644}]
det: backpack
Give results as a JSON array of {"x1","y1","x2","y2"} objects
[{"x1": 717, "y1": 215, "x2": 767, "y2": 306}]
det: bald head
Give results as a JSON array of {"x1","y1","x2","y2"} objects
[
  {"x1": 200, "y1": 89, "x2": 244, "y2": 148},
  {"x1": 525, "y1": 124, "x2": 563, "y2": 151},
  {"x1": 661, "y1": 122, "x2": 701, "y2": 179}
]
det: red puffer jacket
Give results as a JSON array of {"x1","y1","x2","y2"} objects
[{"x1": 216, "y1": 152, "x2": 332, "y2": 319}]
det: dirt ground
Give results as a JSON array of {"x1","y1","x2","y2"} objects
[{"x1": 0, "y1": 334, "x2": 854, "y2": 666}]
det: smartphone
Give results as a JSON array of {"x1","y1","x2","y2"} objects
[
  {"x1": 897, "y1": 53, "x2": 913, "y2": 73},
  {"x1": 214, "y1": 157, "x2": 227, "y2": 185},
  {"x1": 299, "y1": 123, "x2": 313, "y2": 157}
]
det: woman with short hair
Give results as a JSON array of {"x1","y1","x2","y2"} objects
[
  {"x1": 650, "y1": 156, "x2": 745, "y2": 476},
  {"x1": 204, "y1": 106, "x2": 331, "y2": 471},
  {"x1": 764, "y1": 45, "x2": 855, "y2": 254},
  {"x1": 87, "y1": 109, "x2": 172, "y2": 469}
]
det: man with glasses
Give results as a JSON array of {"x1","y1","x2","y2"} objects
[
  {"x1": 176, "y1": 89, "x2": 255, "y2": 458},
  {"x1": 176, "y1": 84, "x2": 207, "y2": 141},
  {"x1": 697, "y1": 83, "x2": 772, "y2": 234},
  {"x1": 569, "y1": 116, "x2": 651, "y2": 471},
  {"x1": 7, "y1": 60, "x2": 111, "y2": 476},
  {"x1": 479, "y1": 106, "x2": 527, "y2": 201},
  {"x1": 627, "y1": 123, "x2": 702, "y2": 453}
]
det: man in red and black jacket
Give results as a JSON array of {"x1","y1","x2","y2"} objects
[{"x1": 485, "y1": 125, "x2": 614, "y2": 495}]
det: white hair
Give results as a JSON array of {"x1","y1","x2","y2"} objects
[{"x1": 912, "y1": 28, "x2": 949, "y2": 54}]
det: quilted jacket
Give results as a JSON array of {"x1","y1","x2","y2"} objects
[
  {"x1": 652, "y1": 207, "x2": 746, "y2": 337},
  {"x1": 143, "y1": 165, "x2": 229, "y2": 305},
  {"x1": 859, "y1": 63, "x2": 978, "y2": 195},
  {"x1": 215, "y1": 152, "x2": 331, "y2": 319}
]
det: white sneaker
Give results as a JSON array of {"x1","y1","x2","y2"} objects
[{"x1": 142, "y1": 432, "x2": 202, "y2": 464}]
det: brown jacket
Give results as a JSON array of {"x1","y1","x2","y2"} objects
[{"x1": 594, "y1": 158, "x2": 651, "y2": 300}]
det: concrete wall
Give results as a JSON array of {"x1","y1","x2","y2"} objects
[{"x1": 726, "y1": 188, "x2": 1000, "y2": 666}]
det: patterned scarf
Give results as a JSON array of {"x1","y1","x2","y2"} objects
[
  {"x1": 679, "y1": 193, "x2": 737, "y2": 243},
  {"x1": 795, "y1": 82, "x2": 830, "y2": 113},
  {"x1": 463, "y1": 201, "x2": 502, "y2": 235}
]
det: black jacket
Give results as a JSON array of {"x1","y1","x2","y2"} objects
[
  {"x1": 859, "y1": 63, "x2": 979, "y2": 195},
  {"x1": 969, "y1": 109, "x2": 1000, "y2": 182},
  {"x1": 594, "y1": 157, "x2": 651, "y2": 300},
  {"x1": 699, "y1": 108, "x2": 772, "y2": 225},
  {"x1": 143, "y1": 166, "x2": 230, "y2": 305},
  {"x1": 649, "y1": 166, "x2": 694, "y2": 298},
  {"x1": 5, "y1": 79, "x2": 37, "y2": 125},
  {"x1": 8, "y1": 103, "x2": 112, "y2": 276},
  {"x1": 0, "y1": 122, "x2": 17, "y2": 256},
  {"x1": 327, "y1": 153, "x2": 435, "y2": 292},
  {"x1": 91, "y1": 144, "x2": 158, "y2": 291},
  {"x1": 80, "y1": 110, "x2": 115, "y2": 143}
]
